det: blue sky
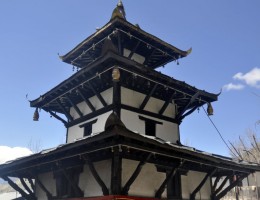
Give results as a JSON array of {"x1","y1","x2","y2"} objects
[{"x1": 0, "y1": 0, "x2": 260, "y2": 161}]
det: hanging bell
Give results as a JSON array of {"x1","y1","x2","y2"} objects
[
  {"x1": 112, "y1": 67, "x2": 120, "y2": 82},
  {"x1": 33, "y1": 108, "x2": 39, "y2": 121},
  {"x1": 207, "y1": 103, "x2": 213, "y2": 116}
]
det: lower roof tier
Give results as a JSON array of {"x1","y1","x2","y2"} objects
[{"x1": 0, "y1": 115, "x2": 259, "y2": 179}]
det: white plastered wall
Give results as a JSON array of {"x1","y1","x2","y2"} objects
[
  {"x1": 181, "y1": 171, "x2": 211, "y2": 200},
  {"x1": 122, "y1": 159, "x2": 166, "y2": 198},
  {"x1": 121, "y1": 87, "x2": 176, "y2": 118},
  {"x1": 67, "y1": 111, "x2": 112, "y2": 143},
  {"x1": 35, "y1": 172, "x2": 56, "y2": 200},
  {"x1": 121, "y1": 109, "x2": 179, "y2": 143},
  {"x1": 121, "y1": 87, "x2": 179, "y2": 143},
  {"x1": 67, "y1": 87, "x2": 113, "y2": 143},
  {"x1": 70, "y1": 88, "x2": 113, "y2": 119},
  {"x1": 79, "y1": 160, "x2": 111, "y2": 197}
]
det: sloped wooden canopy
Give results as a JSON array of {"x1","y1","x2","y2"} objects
[
  {"x1": 30, "y1": 51, "x2": 217, "y2": 125},
  {"x1": 0, "y1": 121, "x2": 259, "y2": 190},
  {"x1": 60, "y1": 17, "x2": 191, "y2": 70}
]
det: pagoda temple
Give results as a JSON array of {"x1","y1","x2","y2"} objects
[{"x1": 0, "y1": 1, "x2": 259, "y2": 200}]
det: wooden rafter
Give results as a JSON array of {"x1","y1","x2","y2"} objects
[
  {"x1": 121, "y1": 104, "x2": 178, "y2": 123},
  {"x1": 155, "y1": 161, "x2": 184, "y2": 198},
  {"x1": 215, "y1": 174, "x2": 248, "y2": 200},
  {"x1": 88, "y1": 81, "x2": 107, "y2": 107},
  {"x1": 56, "y1": 99, "x2": 73, "y2": 121},
  {"x1": 66, "y1": 94, "x2": 83, "y2": 117},
  {"x1": 176, "y1": 91, "x2": 200, "y2": 120},
  {"x1": 43, "y1": 108, "x2": 68, "y2": 125},
  {"x1": 84, "y1": 155, "x2": 109, "y2": 195},
  {"x1": 67, "y1": 104, "x2": 115, "y2": 127},
  {"x1": 28, "y1": 178, "x2": 35, "y2": 193},
  {"x1": 122, "y1": 153, "x2": 152, "y2": 195},
  {"x1": 158, "y1": 92, "x2": 175, "y2": 115},
  {"x1": 143, "y1": 48, "x2": 156, "y2": 66},
  {"x1": 2, "y1": 176, "x2": 36, "y2": 200},
  {"x1": 35, "y1": 176, "x2": 53, "y2": 199},
  {"x1": 212, "y1": 175, "x2": 230, "y2": 197},
  {"x1": 128, "y1": 41, "x2": 141, "y2": 59},
  {"x1": 180, "y1": 106, "x2": 198, "y2": 121},
  {"x1": 61, "y1": 168, "x2": 84, "y2": 197},
  {"x1": 190, "y1": 168, "x2": 217, "y2": 200},
  {"x1": 212, "y1": 176, "x2": 221, "y2": 192},
  {"x1": 77, "y1": 88, "x2": 96, "y2": 112},
  {"x1": 139, "y1": 83, "x2": 158, "y2": 110},
  {"x1": 20, "y1": 178, "x2": 34, "y2": 196}
]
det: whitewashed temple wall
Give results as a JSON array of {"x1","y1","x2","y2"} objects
[
  {"x1": 121, "y1": 87, "x2": 176, "y2": 118},
  {"x1": 67, "y1": 111, "x2": 112, "y2": 143},
  {"x1": 69, "y1": 87, "x2": 113, "y2": 119},
  {"x1": 79, "y1": 160, "x2": 111, "y2": 197},
  {"x1": 67, "y1": 86, "x2": 179, "y2": 143},
  {"x1": 181, "y1": 171, "x2": 211, "y2": 200},
  {"x1": 122, "y1": 159, "x2": 166, "y2": 198},
  {"x1": 121, "y1": 87, "x2": 179, "y2": 143},
  {"x1": 35, "y1": 172, "x2": 56, "y2": 200},
  {"x1": 243, "y1": 172, "x2": 260, "y2": 187},
  {"x1": 67, "y1": 87, "x2": 113, "y2": 143}
]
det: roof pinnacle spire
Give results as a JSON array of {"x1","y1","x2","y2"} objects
[{"x1": 111, "y1": 0, "x2": 126, "y2": 20}]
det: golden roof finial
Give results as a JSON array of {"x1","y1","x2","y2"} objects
[{"x1": 111, "y1": 0, "x2": 126, "y2": 20}]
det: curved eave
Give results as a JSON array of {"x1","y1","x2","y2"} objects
[
  {"x1": 60, "y1": 17, "x2": 191, "y2": 69},
  {"x1": 31, "y1": 52, "x2": 218, "y2": 115}
]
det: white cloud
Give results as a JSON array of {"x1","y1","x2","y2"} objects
[
  {"x1": 233, "y1": 67, "x2": 260, "y2": 88},
  {"x1": 0, "y1": 146, "x2": 32, "y2": 164},
  {"x1": 223, "y1": 83, "x2": 245, "y2": 91}
]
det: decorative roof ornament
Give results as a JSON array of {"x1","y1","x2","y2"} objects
[{"x1": 111, "y1": 0, "x2": 126, "y2": 20}]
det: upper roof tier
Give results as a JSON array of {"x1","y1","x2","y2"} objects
[{"x1": 60, "y1": 2, "x2": 191, "y2": 70}]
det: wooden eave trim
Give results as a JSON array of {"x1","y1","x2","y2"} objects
[
  {"x1": 61, "y1": 17, "x2": 190, "y2": 63},
  {"x1": 31, "y1": 51, "x2": 217, "y2": 109},
  {"x1": 1, "y1": 129, "x2": 258, "y2": 178},
  {"x1": 30, "y1": 52, "x2": 114, "y2": 108}
]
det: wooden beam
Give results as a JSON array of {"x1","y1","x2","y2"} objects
[
  {"x1": 2, "y1": 176, "x2": 36, "y2": 200},
  {"x1": 190, "y1": 168, "x2": 217, "y2": 200},
  {"x1": 66, "y1": 94, "x2": 83, "y2": 117},
  {"x1": 43, "y1": 108, "x2": 68, "y2": 125},
  {"x1": 215, "y1": 174, "x2": 248, "y2": 200},
  {"x1": 121, "y1": 104, "x2": 178, "y2": 124},
  {"x1": 113, "y1": 80, "x2": 121, "y2": 117},
  {"x1": 122, "y1": 153, "x2": 152, "y2": 195},
  {"x1": 88, "y1": 81, "x2": 107, "y2": 107},
  {"x1": 20, "y1": 178, "x2": 34, "y2": 196},
  {"x1": 61, "y1": 168, "x2": 84, "y2": 197},
  {"x1": 56, "y1": 98, "x2": 73, "y2": 121},
  {"x1": 67, "y1": 104, "x2": 115, "y2": 127},
  {"x1": 77, "y1": 88, "x2": 95, "y2": 112},
  {"x1": 176, "y1": 91, "x2": 200, "y2": 120},
  {"x1": 179, "y1": 106, "x2": 198, "y2": 121},
  {"x1": 111, "y1": 147, "x2": 122, "y2": 195},
  {"x1": 84, "y1": 155, "x2": 109, "y2": 195},
  {"x1": 128, "y1": 41, "x2": 141, "y2": 59},
  {"x1": 140, "y1": 83, "x2": 158, "y2": 110},
  {"x1": 212, "y1": 176, "x2": 230, "y2": 197},
  {"x1": 155, "y1": 161, "x2": 184, "y2": 198},
  {"x1": 143, "y1": 48, "x2": 156, "y2": 66},
  {"x1": 28, "y1": 178, "x2": 35, "y2": 193},
  {"x1": 159, "y1": 92, "x2": 175, "y2": 115},
  {"x1": 212, "y1": 176, "x2": 221, "y2": 193},
  {"x1": 35, "y1": 176, "x2": 53, "y2": 199}
]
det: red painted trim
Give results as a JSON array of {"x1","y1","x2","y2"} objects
[{"x1": 64, "y1": 195, "x2": 160, "y2": 200}]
